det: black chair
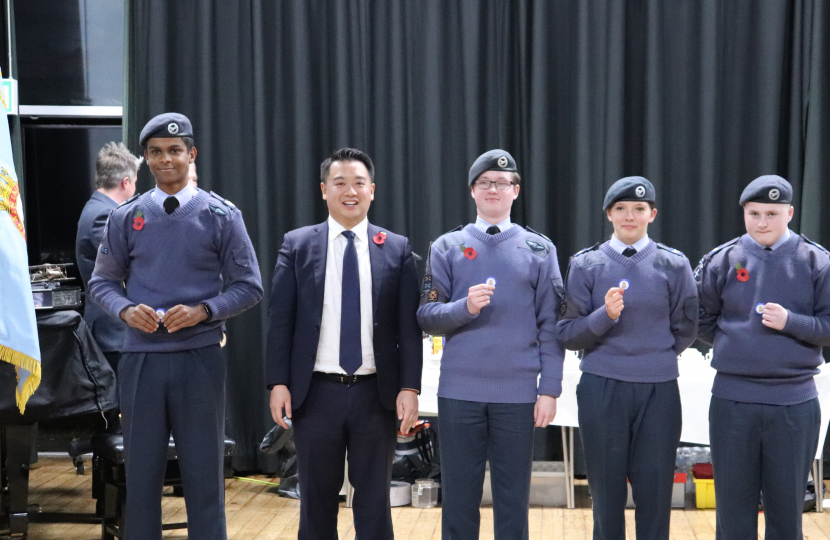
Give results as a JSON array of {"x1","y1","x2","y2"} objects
[{"x1": 92, "y1": 434, "x2": 235, "y2": 540}]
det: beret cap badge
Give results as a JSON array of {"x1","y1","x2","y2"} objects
[
  {"x1": 602, "y1": 176, "x2": 656, "y2": 209},
  {"x1": 139, "y1": 112, "x2": 194, "y2": 146},
  {"x1": 468, "y1": 149, "x2": 517, "y2": 186},
  {"x1": 738, "y1": 175, "x2": 792, "y2": 205}
]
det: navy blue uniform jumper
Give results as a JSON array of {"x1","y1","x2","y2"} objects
[
  {"x1": 89, "y1": 189, "x2": 263, "y2": 540},
  {"x1": 417, "y1": 223, "x2": 564, "y2": 540},
  {"x1": 697, "y1": 232, "x2": 830, "y2": 540},
  {"x1": 557, "y1": 239, "x2": 698, "y2": 540}
]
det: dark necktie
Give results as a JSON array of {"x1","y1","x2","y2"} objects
[
  {"x1": 163, "y1": 196, "x2": 180, "y2": 214},
  {"x1": 622, "y1": 247, "x2": 637, "y2": 257},
  {"x1": 339, "y1": 231, "x2": 362, "y2": 374},
  {"x1": 486, "y1": 225, "x2": 500, "y2": 235},
  {"x1": 764, "y1": 246, "x2": 772, "y2": 251}
]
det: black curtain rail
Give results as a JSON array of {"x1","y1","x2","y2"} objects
[{"x1": 126, "y1": 0, "x2": 830, "y2": 472}]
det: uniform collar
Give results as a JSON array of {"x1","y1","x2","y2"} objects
[
  {"x1": 747, "y1": 228, "x2": 791, "y2": 251},
  {"x1": 475, "y1": 215, "x2": 512, "y2": 233},
  {"x1": 153, "y1": 183, "x2": 197, "y2": 208},
  {"x1": 609, "y1": 233, "x2": 650, "y2": 254},
  {"x1": 327, "y1": 215, "x2": 369, "y2": 243}
]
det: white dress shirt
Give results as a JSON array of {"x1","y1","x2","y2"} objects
[
  {"x1": 152, "y1": 183, "x2": 197, "y2": 209},
  {"x1": 749, "y1": 228, "x2": 792, "y2": 251},
  {"x1": 609, "y1": 233, "x2": 651, "y2": 254},
  {"x1": 314, "y1": 216, "x2": 376, "y2": 374},
  {"x1": 474, "y1": 215, "x2": 512, "y2": 233}
]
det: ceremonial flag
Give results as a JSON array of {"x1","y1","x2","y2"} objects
[{"x1": 0, "y1": 73, "x2": 40, "y2": 413}]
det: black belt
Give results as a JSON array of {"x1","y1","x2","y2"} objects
[{"x1": 312, "y1": 372, "x2": 377, "y2": 385}]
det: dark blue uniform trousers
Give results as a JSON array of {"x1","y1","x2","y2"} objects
[
  {"x1": 709, "y1": 396, "x2": 820, "y2": 540},
  {"x1": 577, "y1": 373, "x2": 682, "y2": 540},
  {"x1": 438, "y1": 397, "x2": 536, "y2": 540},
  {"x1": 119, "y1": 345, "x2": 227, "y2": 540},
  {"x1": 292, "y1": 377, "x2": 397, "y2": 540}
]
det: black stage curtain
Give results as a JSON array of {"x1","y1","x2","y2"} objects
[{"x1": 126, "y1": 0, "x2": 830, "y2": 472}]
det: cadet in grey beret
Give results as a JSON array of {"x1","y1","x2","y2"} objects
[
  {"x1": 467, "y1": 149, "x2": 517, "y2": 186},
  {"x1": 139, "y1": 112, "x2": 194, "y2": 147},
  {"x1": 559, "y1": 174, "x2": 697, "y2": 540},
  {"x1": 738, "y1": 174, "x2": 793, "y2": 205},
  {"x1": 697, "y1": 176, "x2": 829, "y2": 540},
  {"x1": 602, "y1": 176, "x2": 656, "y2": 210}
]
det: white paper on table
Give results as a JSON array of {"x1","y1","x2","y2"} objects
[{"x1": 418, "y1": 340, "x2": 830, "y2": 458}]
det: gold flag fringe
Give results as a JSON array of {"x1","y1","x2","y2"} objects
[{"x1": 0, "y1": 344, "x2": 41, "y2": 414}]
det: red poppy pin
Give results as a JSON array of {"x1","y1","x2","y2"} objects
[
  {"x1": 373, "y1": 231, "x2": 387, "y2": 245},
  {"x1": 462, "y1": 246, "x2": 477, "y2": 260},
  {"x1": 735, "y1": 262, "x2": 749, "y2": 282},
  {"x1": 133, "y1": 209, "x2": 145, "y2": 231}
]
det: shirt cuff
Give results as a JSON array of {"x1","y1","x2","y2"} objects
[
  {"x1": 587, "y1": 305, "x2": 617, "y2": 336},
  {"x1": 401, "y1": 387, "x2": 420, "y2": 395}
]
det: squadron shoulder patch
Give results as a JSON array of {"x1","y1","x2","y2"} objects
[
  {"x1": 209, "y1": 204, "x2": 227, "y2": 216},
  {"x1": 428, "y1": 290, "x2": 438, "y2": 302}
]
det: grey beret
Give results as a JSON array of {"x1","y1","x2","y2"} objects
[
  {"x1": 603, "y1": 176, "x2": 656, "y2": 209},
  {"x1": 139, "y1": 113, "x2": 194, "y2": 147},
  {"x1": 468, "y1": 149, "x2": 518, "y2": 186},
  {"x1": 738, "y1": 175, "x2": 793, "y2": 205}
]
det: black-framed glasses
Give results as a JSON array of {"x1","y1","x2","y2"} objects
[{"x1": 474, "y1": 180, "x2": 515, "y2": 191}]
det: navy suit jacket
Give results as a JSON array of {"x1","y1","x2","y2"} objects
[
  {"x1": 75, "y1": 191, "x2": 125, "y2": 352},
  {"x1": 265, "y1": 221, "x2": 423, "y2": 411}
]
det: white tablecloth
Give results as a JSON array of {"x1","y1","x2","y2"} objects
[{"x1": 418, "y1": 341, "x2": 830, "y2": 459}]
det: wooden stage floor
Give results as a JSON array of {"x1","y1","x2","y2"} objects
[{"x1": 23, "y1": 457, "x2": 830, "y2": 539}]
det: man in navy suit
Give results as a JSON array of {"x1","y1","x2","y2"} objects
[
  {"x1": 266, "y1": 148, "x2": 422, "y2": 540},
  {"x1": 76, "y1": 142, "x2": 141, "y2": 371}
]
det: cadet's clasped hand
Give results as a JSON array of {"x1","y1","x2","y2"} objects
[{"x1": 120, "y1": 303, "x2": 208, "y2": 333}]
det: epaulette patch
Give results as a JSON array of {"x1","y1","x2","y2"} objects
[
  {"x1": 435, "y1": 226, "x2": 467, "y2": 250},
  {"x1": 705, "y1": 237, "x2": 740, "y2": 259},
  {"x1": 801, "y1": 234, "x2": 830, "y2": 255},
  {"x1": 118, "y1": 193, "x2": 141, "y2": 207},
  {"x1": 209, "y1": 205, "x2": 227, "y2": 216},
  {"x1": 694, "y1": 237, "x2": 739, "y2": 281},
  {"x1": 210, "y1": 191, "x2": 236, "y2": 208},
  {"x1": 525, "y1": 226, "x2": 551, "y2": 243},
  {"x1": 562, "y1": 242, "x2": 601, "y2": 290},
  {"x1": 573, "y1": 242, "x2": 600, "y2": 258},
  {"x1": 656, "y1": 243, "x2": 684, "y2": 257}
]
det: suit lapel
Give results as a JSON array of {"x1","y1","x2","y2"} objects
[
  {"x1": 368, "y1": 223, "x2": 384, "y2": 318},
  {"x1": 311, "y1": 221, "x2": 328, "y2": 321}
]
